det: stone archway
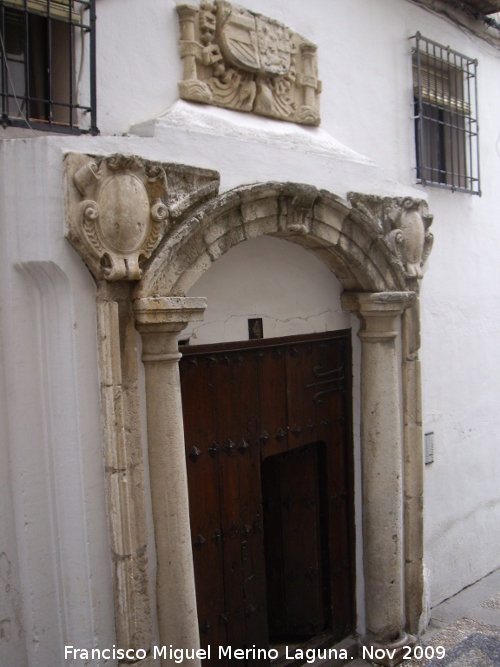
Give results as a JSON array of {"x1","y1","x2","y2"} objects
[
  {"x1": 135, "y1": 183, "x2": 409, "y2": 300},
  {"x1": 65, "y1": 155, "x2": 433, "y2": 667}
]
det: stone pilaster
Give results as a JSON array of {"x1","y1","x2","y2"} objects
[
  {"x1": 342, "y1": 291, "x2": 416, "y2": 667},
  {"x1": 402, "y1": 292, "x2": 425, "y2": 634},
  {"x1": 134, "y1": 297, "x2": 207, "y2": 667}
]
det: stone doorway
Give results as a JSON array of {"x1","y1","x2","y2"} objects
[
  {"x1": 65, "y1": 155, "x2": 434, "y2": 666},
  {"x1": 179, "y1": 331, "x2": 354, "y2": 664}
]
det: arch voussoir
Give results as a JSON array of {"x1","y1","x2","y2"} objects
[{"x1": 137, "y1": 182, "x2": 426, "y2": 299}]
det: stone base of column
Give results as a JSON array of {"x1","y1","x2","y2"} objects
[{"x1": 359, "y1": 633, "x2": 416, "y2": 666}]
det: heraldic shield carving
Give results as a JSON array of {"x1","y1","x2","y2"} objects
[
  {"x1": 177, "y1": 1, "x2": 321, "y2": 125},
  {"x1": 65, "y1": 154, "x2": 169, "y2": 281}
]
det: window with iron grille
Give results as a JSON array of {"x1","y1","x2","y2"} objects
[
  {"x1": 0, "y1": 0, "x2": 96, "y2": 134},
  {"x1": 411, "y1": 33, "x2": 480, "y2": 195}
]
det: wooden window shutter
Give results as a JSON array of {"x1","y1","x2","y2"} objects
[
  {"x1": 413, "y1": 54, "x2": 470, "y2": 115},
  {"x1": 3, "y1": 0, "x2": 81, "y2": 22}
]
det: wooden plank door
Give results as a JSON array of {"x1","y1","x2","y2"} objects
[
  {"x1": 283, "y1": 336, "x2": 354, "y2": 639},
  {"x1": 179, "y1": 331, "x2": 354, "y2": 663},
  {"x1": 262, "y1": 442, "x2": 326, "y2": 638},
  {"x1": 180, "y1": 347, "x2": 274, "y2": 665}
]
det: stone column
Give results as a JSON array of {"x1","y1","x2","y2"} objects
[
  {"x1": 300, "y1": 43, "x2": 319, "y2": 108},
  {"x1": 177, "y1": 5, "x2": 199, "y2": 81},
  {"x1": 342, "y1": 291, "x2": 415, "y2": 667},
  {"x1": 134, "y1": 296, "x2": 207, "y2": 666}
]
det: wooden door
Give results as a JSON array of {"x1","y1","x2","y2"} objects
[
  {"x1": 179, "y1": 331, "x2": 354, "y2": 664},
  {"x1": 262, "y1": 442, "x2": 327, "y2": 638}
]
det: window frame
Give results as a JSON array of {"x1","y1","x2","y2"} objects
[
  {"x1": 411, "y1": 32, "x2": 480, "y2": 196},
  {"x1": 0, "y1": 0, "x2": 97, "y2": 135}
]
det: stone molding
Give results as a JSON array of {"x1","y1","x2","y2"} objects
[
  {"x1": 96, "y1": 283, "x2": 153, "y2": 653},
  {"x1": 176, "y1": 2, "x2": 321, "y2": 125},
  {"x1": 134, "y1": 296, "x2": 208, "y2": 329}
]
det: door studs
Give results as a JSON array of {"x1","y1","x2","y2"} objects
[
  {"x1": 224, "y1": 439, "x2": 236, "y2": 454},
  {"x1": 238, "y1": 439, "x2": 249, "y2": 453},
  {"x1": 189, "y1": 446, "x2": 201, "y2": 462},
  {"x1": 193, "y1": 534, "x2": 206, "y2": 549},
  {"x1": 208, "y1": 441, "x2": 219, "y2": 457}
]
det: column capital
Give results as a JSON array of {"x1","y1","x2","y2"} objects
[
  {"x1": 134, "y1": 296, "x2": 207, "y2": 332},
  {"x1": 134, "y1": 296, "x2": 207, "y2": 363},
  {"x1": 341, "y1": 291, "x2": 415, "y2": 315},
  {"x1": 342, "y1": 291, "x2": 415, "y2": 343}
]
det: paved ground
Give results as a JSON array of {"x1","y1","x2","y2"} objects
[{"x1": 350, "y1": 567, "x2": 500, "y2": 666}]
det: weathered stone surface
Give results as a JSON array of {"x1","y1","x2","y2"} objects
[
  {"x1": 402, "y1": 297, "x2": 425, "y2": 635},
  {"x1": 164, "y1": 163, "x2": 220, "y2": 221},
  {"x1": 244, "y1": 216, "x2": 279, "y2": 240},
  {"x1": 65, "y1": 153, "x2": 220, "y2": 282},
  {"x1": 170, "y1": 252, "x2": 215, "y2": 296},
  {"x1": 138, "y1": 182, "x2": 430, "y2": 299},
  {"x1": 241, "y1": 197, "x2": 279, "y2": 223},
  {"x1": 176, "y1": 1, "x2": 321, "y2": 125},
  {"x1": 207, "y1": 225, "x2": 246, "y2": 259},
  {"x1": 66, "y1": 161, "x2": 436, "y2": 666},
  {"x1": 342, "y1": 292, "x2": 416, "y2": 661},
  {"x1": 97, "y1": 290, "x2": 153, "y2": 653},
  {"x1": 348, "y1": 193, "x2": 434, "y2": 283},
  {"x1": 134, "y1": 297, "x2": 207, "y2": 667}
]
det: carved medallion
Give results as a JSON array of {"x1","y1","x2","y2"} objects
[
  {"x1": 99, "y1": 175, "x2": 151, "y2": 253},
  {"x1": 65, "y1": 154, "x2": 222, "y2": 282},
  {"x1": 176, "y1": 1, "x2": 321, "y2": 125},
  {"x1": 66, "y1": 154, "x2": 169, "y2": 281}
]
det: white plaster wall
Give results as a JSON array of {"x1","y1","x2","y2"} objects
[
  {"x1": 0, "y1": 140, "x2": 116, "y2": 667},
  {"x1": 183, "y1": 236, "x2": 350, "y2": 343},
  {"x1": 2, "y1": 0, "x2": 500, "y2": 662},
  {"x1": 402, "y1": 5, "x2": 500, "y2": 607},
  {"x1": 420, "y1": 187, "x2": 500, "y2": 606}
]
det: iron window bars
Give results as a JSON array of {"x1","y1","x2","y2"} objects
[
  {"x1": 411, "y1": 33, "x2": 480, "y2": 195},
  {"x1": 0, "y1": 0, "x2": 97, "y2": 134}
]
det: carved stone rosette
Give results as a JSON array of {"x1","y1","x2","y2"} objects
[
  {"x1": 66, "y1": 154, "x2": 169, "y2": 281},
  {"x1": 348, "y1": 193, "x2": 434, "y2": 282},
  {"x1": 176, "y1": 1, "x2": 321, "y2": 125}
]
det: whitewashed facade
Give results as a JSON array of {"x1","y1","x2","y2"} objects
[{"x1": 1, "y1": 1, "x2": 500, "y2": 666}]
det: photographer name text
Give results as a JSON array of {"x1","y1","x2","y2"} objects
[{"x1": 65, "y1": 644, "x2": 446, "y2": 662}]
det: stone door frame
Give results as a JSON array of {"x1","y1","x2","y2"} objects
[{"x1": 65, "y1": 156, "x2": 434, "y2": 667}]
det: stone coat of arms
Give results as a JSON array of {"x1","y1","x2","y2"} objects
[{"x1": 177, "y1": 1, "x2": 321, "y2": 125}]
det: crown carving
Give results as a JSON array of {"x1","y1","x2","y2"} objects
[{"x1": 176, "y1": 1, "x2": 321, "y2": 125}]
